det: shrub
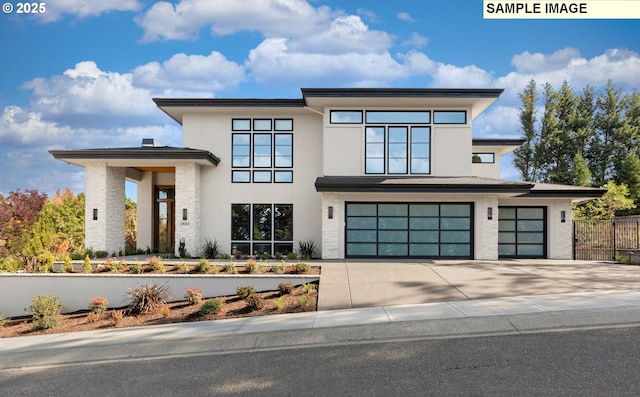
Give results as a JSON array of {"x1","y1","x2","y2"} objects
[
  {"x1": 129, "y1": 262, "x2": 143, "y2": 274},
  {"x1": 218, "y1": 253, "x2": 231, "y2": 260},
  {"x1": 82, "y1": 255, "x2": 92, "y2": 273},
  {"x1": 86, "y1": 312, "x2": 99, "y2": 323},
  {"x1": 200, "y1": 299, "x2": 223, "y2": 316},
  {"x1": 278, "y1": 282, "x2": 294, "y2": 295},
  {"x1": 0, "y1": 257, "x2": 20, "y2": 273},
  {"x1": 236, "y1": 285, "x2": 255, "y2": 299},
  {"x1": 296, "y1": 239, "x2": 318, "y2": 260},
  {"x1": 287, "y1": 252, "x2": 298, "y2": 260},
  {"x1": 34, "y1": 253, "x2": 54, "y2": 273},
  {"x1": 244, "y1": 294, "x2": 264, "y2": 311},
  {"x1": 294, "y1": 262, "x2": 311, "y2": 274},
  {"x1": 178, "y1": 238, "x2": 187, "y2": 259},
  {"x1": 111, "y1": 310, "x2": 124, "y2": 326},
  {"x1": 223, "y1": 262, "x2": 238, "y2": 273},
  {"x1": 105, "y1": 258, "x2": 124, "y2": 273},
  {"x1": 95, "y1": 251, "x2": 109, "y2": 259},
  {"x1": 274, "y1": 296, "x2": 285, "y2": 311},
  {"x1": 195, "y1": 258, "x2": 211, "y2": 273},
  {"x1": 62, "y1": 255, "x2": 74, "y2": 273},
  {"x1": 200, "y1": 237, "x2": 220, "y2": 259},
  {"x1": 146, "y1": 256, "x2": 165, "y2": 273},
  {"x1": 0, "y1": 312, "x2": 5, "y2": 328},
  {"x1": 184, "y1": 287, "x2": 203, "y2": 305},
  {"x1": 89, "y1": 296, "x2": 109, "y2": 314},
  {"x1": 302, "y1": 283, "x2": 317, "y2": 293},
  {"x1": 127, "y1": 283, "x2": 170, "y2": 314},
  {"x1": 180, "y1": 263, "x2": 191, "y2": 274},
  {"x1": 245, "y1": 258, "x2": 259, "y2": 273},
  {"x1": 26, "y1": 295, "x2": 66, "y2": 330},
  {"x1": 271, "y1": 261, "x2": 286, "y2": 274},
  {"x1": 160, "y1": 305, "x2": 171, "y2": 317},
  {"x1": 300, "y1": 295, "x2": 309, "y2": 307}
]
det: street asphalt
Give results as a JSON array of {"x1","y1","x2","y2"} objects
[{"x1": 3, "y1": 259, "x2": 640, "y2": 371}]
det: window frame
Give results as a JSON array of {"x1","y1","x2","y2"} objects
[
  {"x1": 330, "y1": 110, "x2": 363, "y2": 124},
  {"x1": 231, "y1": 203, "x2": 294, "y2": 257},
  {"x1": 433, "y1": 110, "x2": 467, "y2": 124},
  {"x1": 472, "y1": 152, "x2": 495, "y2": 164}
]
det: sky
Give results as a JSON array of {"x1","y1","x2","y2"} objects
[{"x1": 1, "y1": 0, "x2": 639, "y2": 200}]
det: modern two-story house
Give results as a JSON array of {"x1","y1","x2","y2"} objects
[{"x1": 50, "y1": 88, "x2": 603, "y2": 260}]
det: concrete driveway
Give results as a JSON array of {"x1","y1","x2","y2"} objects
[{"x1": 317, "y1": 259, "x2": 640, "y2": 310}]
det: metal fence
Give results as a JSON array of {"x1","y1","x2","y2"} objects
[{"x1": 573, "y1": 217, "x2": 640, "y2": 260}]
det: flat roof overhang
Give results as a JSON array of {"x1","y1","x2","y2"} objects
[
  {"x1": 472, "y1": 138, "x2": 525, "y2": 156},
  {"x1": 315, "y1": 176, "x2": 533, "y2": 194},
  {"x1": 49, "y1": 147, "x2": 220, "y2": 169}
]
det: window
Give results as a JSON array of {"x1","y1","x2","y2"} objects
[
  {"x1": 330, "y1": 110, "x2": 362, "y2": 124},
  {"x1": 365, "y1": 126, "x2": 430, "y2": 174},
  {"x1": 231, "y1": 119, "x2": 294, "y2": 183},
  {"x1": 366, "y1": 111, "x2": 430, "y2": 124},
  {"x1": 472, "y1": 153, "x2": 495, "y2": 163},
  {"x1": 231, "y1": 204, "x2": 293, "y2": 257},
  {"x1": 433, "y1": 111, "x2": 466, "y2": 124}
]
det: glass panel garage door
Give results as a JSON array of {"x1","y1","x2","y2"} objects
[
  {"x1": 498, "y1": 206, "x2": 547, "y2": 258},
  {"x1": 346, "y1": 203, "x2": 473, "y2": 258}
]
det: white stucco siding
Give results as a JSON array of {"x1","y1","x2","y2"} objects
[
  {"x1": 323, "y1": 126, "x2": 362, "y2": 175},
  {"x1": 471, "y1": 161, "x2": 501, "y2": 179},
  {"x1": 181, "y1": 110, "x2": 323, "y2": 257},
  {"x1": 431, "y1": 126, "x2": 472, "y2": 176}
]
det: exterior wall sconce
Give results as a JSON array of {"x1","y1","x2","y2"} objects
[
  {"x1": 328, "y1": 206, "x2": 334, "y2": 219},
  {"x1": 183, "y1": 208, "x2": 188, "y2": 221},
  {"x1": 93, "y1": 208, "x2": 98, "y2": 221},
  {"x1": 561, "y1": 210, "x2": 566, "y2": 223},
  {"x1": 487, "y1": 207, "x2": 493, "y2": 220}
]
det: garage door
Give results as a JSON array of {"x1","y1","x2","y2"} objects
[
  {"x1": 498, "y1": 206, "x2": 547, "y2": 258},
  {"x1": 345, "y1": 203, "x2": 473, "y2": 258}
]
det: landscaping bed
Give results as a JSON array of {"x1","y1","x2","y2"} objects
[{"x1": 0, "y1": 282, "x2": 318, "y2": 339}]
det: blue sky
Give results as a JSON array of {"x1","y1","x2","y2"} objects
[{"x1": 1, "y1": 0, "x2": 639, "y2": 199}]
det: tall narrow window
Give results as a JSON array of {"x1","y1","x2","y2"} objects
[
  {"x1": 410, "y1": 127, "x2": 430, "y2": 174},
  {"x1": 253, "y1": 134, "x2": 272, "y2": 168},
  {"x1": 388, "y1": 127, "x2": 408, "y2": 174},
  {"x1": 365, "y1": 127, "x2": 385, "y2": 174},
  {"x1": 274, "y1": 134, "x2": 293, "y2": 167}
]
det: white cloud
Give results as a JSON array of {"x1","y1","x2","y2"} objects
[
  {"x1": 0, "y1": 106, "x2": 75, "y2": 146},
  {"x1": 511, "y1": 47, "x2": 581, "y2": 73},
  {"x1": 39, "y1": 0, "x2": 140, "y2": 22},
  {"x1": 473, "y1": 106, "x2": 521, "y2": 138},
  {"x1": 133, "y1": 51, "x2": 246, "y2": 93},
  {"x1": 402, "y1": 32, "x2": 429, "y2": 48},
  {"x1": 397, "y1": 12, "x2": 416, "y2": 22},
  {"x1": 136, "y1": 0, "x2": 333, "y2": 42}
]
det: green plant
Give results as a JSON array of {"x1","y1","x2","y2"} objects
[
  {"x1": 127, "y1": 283, "x2": 170, "y2": 314},
  {"x1": 61, "y1": 254, "x2": 74, "y2": 273},
  {"x1": 82, "y1": 255, "x2": 92, "y2": 273},
  {"x1": 104, "y1": 257, "x2": 125, "y2": 273},
  {"x1": 296, "y1": 239, "x2": 318, "y2": 260},
  {"x1": 129, "y1": 262, "x2": 143, "y2": 274},
  {"x1": 274, "y1": 296, "x2": 285, "y2": 311},
  {"x1": 180, "y1": 263, "x2": 191, "y2": 274},
  {"x1": 223, "y1": 262, "x2": 238, "y2": 273},
  {"x1": 0, "y1": 311, "x2": 5, "y2": 328},
  {"x1": 244, "y1": 294, "x2": 264, "y2": 311},
  {"x1": 200, "y1": 237, "x2": 221, "y2": 259},
  {"x1": 146, "y1": 256, "x2": 165, "y2": 273},
  {"x1": 218, "y1": 253, "x2": 231, "y2": 260},
  {"x1": 294, "y1": 262, "x2": 311, "y2": 274},
  {"x1": 236, "y1": 285, "x2": 256, "y2": 299},
  {"x1": 278, "y1": 282, "x2": 294, "y2": 295},
  {"x1": 89, "y1": 296, "x2": 109, "y2": 314},
  {"x1": 35, "y1": 252, "x2": 55, "y2": 273},
  {"x1": 302, "y1": 283, "x2": 317, "y2": 293},
  {"x1": 0, "y1": 257, "x2": 20, "y2": 273},
  {"x1": 271, "y1": 261, "x2": 286, "y2": 274},
  {"x1": 300, "y1": 295, "x2": 309, "y2": 307},
  {"x1": 184, "y1": 287, "x2": 203, "y2": 305},
  {"x1": 195, "y1": 258, "x2": 211, "y2": 273},
  {"x1": 95, "y1": 251, "x2": 109, "y2": 258},
  {"x1": 25, "y1": 295, "x2": 66, "y2": 330},
  {"x1": 199, "y1": 298, "x2": 223, "y2": 316},
  {"x1": 287, "y1": 252, "x2": 298, "y2": 260}
]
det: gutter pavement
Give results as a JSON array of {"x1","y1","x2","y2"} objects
[{"x1": 3, "y1": 260, "x2": 640, "y2": 370}]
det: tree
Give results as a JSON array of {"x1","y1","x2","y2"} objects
[
  {"x1": 573, "y1": 181, "x2": 635, "y2": 220},
  {"x1": 0, "y1": 190, "x2": 47, "y2": 258},
  {"x1": 616, "y1": 150, "x2": 640, "y2": 213},
  {"x1": 125, "y1": 198, "x2": 137, "y2": 254},
  {"x1": 571, "y1": 152, "x2": 592, "y2": 187},
  {"x1": 513, "y1": 79, "x2": 538, "y2": 181},
  {"x1": 25, "y1": 188, "x2": 84, "y2": 255}
]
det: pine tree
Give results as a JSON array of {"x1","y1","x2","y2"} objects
[
  {"x1": 513, "y1": 80, "x2": 538, "y2": 181},
  {"x1": 572, "y1": 152, "x2": 592, "y2": 187},
  {"x1": 616, "y1": 150, "x2": 640, "y2": 212}
]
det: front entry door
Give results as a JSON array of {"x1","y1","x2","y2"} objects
[{"x1": 155, "y1": 186, "x2": 175, "y2": 253}]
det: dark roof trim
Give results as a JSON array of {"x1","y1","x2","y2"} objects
[
  {"x1": 153, "y1": 98, "x2": 305, "y2": 108},
  {"x1": 472, "y1": 138, "x2": 525, "y2": 146},
  {"x1": 49, "y1": 147, "x2": 220, "y2": 166},
  {"x1": 315, "y1": 176, "x2": 532, "y2": 194},
  {"x1": 302, "y1": 88, "x2": 504, "y2": 99},
  {"x1": 518, "y1": 189, "x2": 605, "y2": 198}
]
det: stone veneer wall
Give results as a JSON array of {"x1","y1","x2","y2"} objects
[
  {"x1": 477, "y1": 196, "x2": 499, "y2": 260},
  {"x1": 175, "y1": 163, "x2": 201, "y2": 257},
  {"x1": 549, "y1": 199, "x2": 573, "y2": 259},
  {"x1": 84, "y1": 163, "x2": 125, "y2": 254},
  {"x1": 321, "y1": 192, "x2": 340, "y2": 259}
]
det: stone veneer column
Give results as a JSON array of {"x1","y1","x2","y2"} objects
[
  {"x1": 321, "y1": 192, "x2": 340, "y2": 259},
  {"x1": 84, "y1": 163, "x2": 125, "y2": 254},
  {"x1": 550, "y1": 199, "x2": 573, "y2": 259},
  {"x1": 477, "y1": 195, "x2": 499, "y2": 260},
  {"x1": 175, "y1": 163, "x2": 201, "y2": 257}
]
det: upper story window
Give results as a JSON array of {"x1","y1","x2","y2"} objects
[
  {"x1": 433, "y1": 111, "x2": 467, "y2": 124},
  {"x1": 472, "y1": 153, "x2": 495, "y2": 163},
  {"x1": 330, "y1": 110, "x2": 363, "y2": 124},
  {"x1": 231, "y1": 118, "x2": 293, "y2": 183},
  {"x1": 365, "y1": 126, "x2": 430, "y2": 174},
  {"x1": 366, "y1": 111, "x2": 430, "y2": 124}
]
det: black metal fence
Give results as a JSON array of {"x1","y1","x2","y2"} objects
[{"x1": 573, "y1": 217, "x2": 640, "y2": 260}]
